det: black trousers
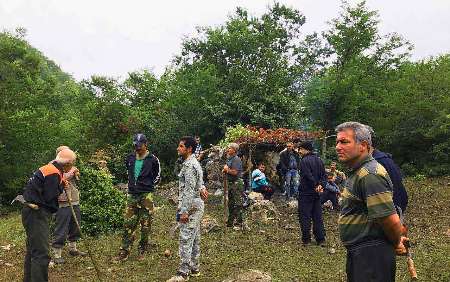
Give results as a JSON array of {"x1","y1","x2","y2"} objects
[
  {"x1": 346, "y1": 240, "x2": 396, "y2": 282},
  {"x1": 52, "y1": 205, "x2": 81, "y2": 248},
  {"x1": 298, "y1": 194, "x2": 325, "y2": 243},
  {"x1": 22, "y1": 206, "x2": 51, "y2": 282}
]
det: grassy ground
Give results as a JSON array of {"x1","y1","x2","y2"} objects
[{"x1": 1, "y1": 177, "x2": 449, "y2": 281}]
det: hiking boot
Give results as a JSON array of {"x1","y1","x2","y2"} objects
[
  {"x1": 167, "y1": 271, "x2": 189, "y2": 281},
  {"x1": 190, "y1": 269, "x2": 201, "y2": 277},
  {"x1": 113, "y1": 249, "x2": 129, "y2": 262},
  {"x1": 69, "y1": 249, "x2": 87, "y2": 257},
  {"x1": 53, "y1": 257, "x2": 65, "y2": 264}
]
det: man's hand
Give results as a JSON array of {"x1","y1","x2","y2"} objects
[
  {"x1": 315, "y1": 185, "x2": 324, "y2": 193},
  {"x1": 222, "y1": 165, "x2": 229, "y2": 174},
  {"x1": 200, "y1": 188, "x2": 209, "y2": 201},
  {"x1": 180, "y1": 212, "x2": 189, "y2": 224},
  {"x1": 395, "y1": 236, "x2": 409, "y2": 256}
]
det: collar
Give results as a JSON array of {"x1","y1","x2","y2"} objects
[
  {"x1": 51, "y1": 161, "x2": 64, "y2": 172},
  {"x1": 136, "y1": 150, "x2": 150, "y2": 160},
  {"x1": 183, "y1": 154, "x2": 195, "y2": 164},
  {"x1": 349, "y1": 154, "x2": 373, "y2": 173}
]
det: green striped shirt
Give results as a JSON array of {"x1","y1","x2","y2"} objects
[{"x1": 339, "y1": 155, "x2": 396, "y2": 247}]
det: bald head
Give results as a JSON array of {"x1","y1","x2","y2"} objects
[{"x1": 55, "y1": 148, "x2": 76, "y2": 166}]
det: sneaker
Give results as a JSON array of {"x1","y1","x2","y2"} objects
[
  {"x1": 113, "y1": 249, "x2": 129, "y2": 262},
  {"x1": 69, "y1": 249, "x2": 87, "y2": 257},
  {"x1": 190, "y1": 269, "x2": 201, "y2": 277},
  {"x1": 301, "y1": 241, "x2": 311, "y2": 247},
  {"x1": 53, "y1": 257, "x2": 65, "y2": 264},
  {"x1": 167, "y1": 272, "x2": 189, "y2": 282}
]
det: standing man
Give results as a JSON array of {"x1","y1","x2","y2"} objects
[
  {"x1": 297, "y1": 141, "x2": 327, "y2": 246},
  {"x1": 169, "y1": 136, "x2": 206, "y2": 281},
  {"x1": 21, "y1": 148, "x2": 76, "y2": 282},
  {"x1": 115, "y1": 133, "x2": 161, "y2": 261},
  {"x1": 335, "y1": 122, "x2": 408, "y2": 281},
  {"x1": 366, "y1": 126, "x2": 408, "y2": 213},
  {"x1": 279, "y1": 142, "x2": 301, "y2": 200},
  {"x1": 223, "y1": 143, "x2": 246, "y2": 229},
  {"x1": 51, "y1": 146, "x2": 86, "y2": 264}
]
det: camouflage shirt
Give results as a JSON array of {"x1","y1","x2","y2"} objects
[
  {"x1": 339, "y1": 155, "x2": 396, "y2": 247},
  {"x1": 178, "y1": 155, "x2": 204, "y2": 214}
]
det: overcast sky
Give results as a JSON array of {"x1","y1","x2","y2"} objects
[{"x1": 1, "y1": 0, "x2": 449, "y2": 81}]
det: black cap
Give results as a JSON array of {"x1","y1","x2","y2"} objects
[
  {"x1": 298, "y1": 141, "x2": 313, "y2": 152},
  {"x1": 133, "y1": 133, "x2": 147, "y2": 147}
]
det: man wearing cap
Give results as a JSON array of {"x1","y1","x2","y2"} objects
[
  {"x1": 21, "y1": 148, "x2": 76, "y2": 282},
  {"x1": 297, "y1": 141, "x2": 327, "y2": 246},
  {"x1": 222, "y1": 143, "x2": 246, "y2": 229},
  {"x1": 51, "y1": 146, "x2": 86, "y2": 264},
  {"x1": 115, "y1": 133, "x2": 161, "y2": 261}
]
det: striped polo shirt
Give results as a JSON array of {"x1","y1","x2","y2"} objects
[{"x1": 339, "y1": 155, "x2": 396, "y2": 247}]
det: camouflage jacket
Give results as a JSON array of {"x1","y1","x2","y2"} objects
[{"x1": 178, "y1": 155, "x2": 204, "y2": 214}]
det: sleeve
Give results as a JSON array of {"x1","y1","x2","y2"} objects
[
  {"x1": 180, "y1": 165, "x2": 197, "y2": 214},
  {"x1": 359, "y1": 174, "x2": 396, "y2": 220},
  {"x1": 325, "y1": 183, "x2": 340, "y2": 193},
  {"x1": 152, "y1": 156, "x2": 161, "y2": 185},
  {"x1": 300, "y1": 158, "x2": 316, "y2": 187},
  {"x1": 231, "y1": 157, "x2": 242, "y2": 172}
]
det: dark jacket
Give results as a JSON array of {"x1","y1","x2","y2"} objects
[
  {"x1": 126, "y1": 153, "x2": 161, "y2": 194},
  {"x1": 23, "y1": 161, "x2": 64, "y2": 213},
  {"x1": 372, "y1": 149, "x2": 408, "y2": 212},
  {"x1": 279, "y1": 149, "x2": 301, "y2": 174},
  {"x1": 299, "y1": 152, "x2": 327, "y2": 195}
]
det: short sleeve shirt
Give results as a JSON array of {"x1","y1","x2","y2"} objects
[
  {"x1": 226, "y1": 155, "x2": 242, "y2": 182},
  {"x1": 338, "y1": 156, "x2": 396, "y2": 247}
]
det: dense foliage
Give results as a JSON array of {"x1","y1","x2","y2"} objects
[
  {"x1": 77, "y1": 162, "x2": 126, "y2": 235},
  {"x1": 1, "y1": 1, "x2": 448, "y2": 213}
]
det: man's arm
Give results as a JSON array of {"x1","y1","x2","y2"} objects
[
  {"x1": 152, "y1": 156, "x2": 161, "y2": 185},
  {"x1": 378, "y1": 213, "x2": 408, "y2": 255},
  {"x1": 180, "y1": 165, "x2": 197, "y2": 219}
]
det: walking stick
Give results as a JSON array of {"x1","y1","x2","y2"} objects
[
  {"x1": 405, "y1": 240, "x2": 418, "y2": 280},
  {"x1": 223, "y1": 173, "x2": 228, "y2": 232},
  {"x1": 64, "y1": 184, "x2": 103, "y2": 281}
]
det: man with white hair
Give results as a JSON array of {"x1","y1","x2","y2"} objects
[
  {"x1": 21, "y1": 148, "x2": 76, "y2": 282},
  {"x1": 335, "y1": 122, "x2": 408, "y2": 282},
  {"x1": 222, "y1": 143, "x2": 246, "y2": 230},
  {"x1": 51, "y1": 146, "x2": 86, "y2": 264}
]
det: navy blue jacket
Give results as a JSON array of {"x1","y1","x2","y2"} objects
[
  {"x1": 372, "y1": 149, "x2": 408, "y2": 212},
  {"x1": 299, "y1": 152, "x2": 327, "y2": 195},
  {"x1": 23, "y1": 161, "x2": 64, "y2": 213},
  {"x1": 126, "y1": 153, "x2": 161, "y2": 194}
]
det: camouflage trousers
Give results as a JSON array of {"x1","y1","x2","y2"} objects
[
  {"x1": 120, "y1": 193, "x2": 154, "y2": 252},
  {"x1": 227, "y1": 179, "x2": 244, "y2": 227},
  {"x1": 179, "y1": 199, "x2": 204, "y2": 275}
]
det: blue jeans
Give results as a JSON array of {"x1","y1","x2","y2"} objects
[{"x1": 284, "y1": 170, "x2": 299, "y2": 198}]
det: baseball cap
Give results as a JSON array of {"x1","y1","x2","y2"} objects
[{"x1": 133, "y1": 133, "x2": 148, "y2": 147}]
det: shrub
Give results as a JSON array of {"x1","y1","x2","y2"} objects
[{"x1": 77, "y1": 161, "x2": 126, "y2": 236}]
